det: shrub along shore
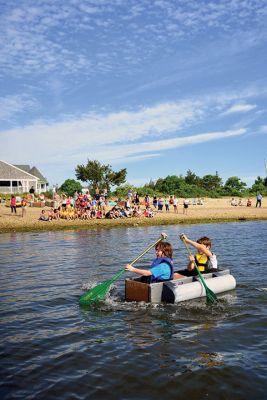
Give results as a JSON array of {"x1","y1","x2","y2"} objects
[{"x1": 0, "y1": 197, "x2": 266, "y2": 234}]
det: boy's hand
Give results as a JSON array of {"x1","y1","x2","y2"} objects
[
  {"x1": 125, "y1": 264, "x2": 134, "y2": 272},
  {"x1": 161, "y1": 232, "x2": 167, "y2": 239},
  {"x1": 180, "y1": 233, "x2": 188, "y2": 241}
]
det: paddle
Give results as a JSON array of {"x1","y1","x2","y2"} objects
[
  {"x1": 79, "y1": 233, "x2": 167, "y2": 305},
  {"x1": 180, "y1": 235, "x2": 218, "y2": 304}
]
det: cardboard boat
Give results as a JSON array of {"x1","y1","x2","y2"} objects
[{"x1": 125, "y1": 269, "x2": 236, "y2": 303}]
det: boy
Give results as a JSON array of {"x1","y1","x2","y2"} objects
[
  {"x1": 178, "y1": 234, "x2": 217, "y2": 276},
  {"x1": 125, "y1": 239, "x2": 174, "y2": 283}
]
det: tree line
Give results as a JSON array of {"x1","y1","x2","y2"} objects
[{"x1": 59, "y1": 159, "x2": 267, "y2": 198}]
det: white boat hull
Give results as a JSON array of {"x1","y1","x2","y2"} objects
[{"x1": 125, "y1": 269, "x2": 236, "y2": 303}]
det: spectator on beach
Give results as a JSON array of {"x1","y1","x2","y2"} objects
[
  {"x1": 158, "y1": 196, "x2": 164, "y2": 212},
  {"x1": 133, "y1": 192, "x2": 140, "y2": 205},
  {"x1": 10, "y1": 195, "x2": 17, "y2": 214},
  {"x1": 153, "y1": 195, "x2": 158, "y2": 209},
  {"x1": 144, "y1": 206, "x2": 154, "y2": 218},
  {"x1": 21, "y1": 197, "x2": 27, "y2": 217},
  {"x1": 144, "y1": 195, "x2": 150, "y2": 208},
  {"x1": 38, "y1": 209, "x2": 50, "y2": 221},
  {"x1": 256, "y1": 193, "x2": 263, "y2": 208},
  {"x1": 164, "y1": 197, "x2": 170, "y2": 212},
  {"x1": 29, "y1": 186, "x2": 35, "y2": 207},
  {"x1": 247, "y1": 198, "x2": 252, "y2": 207},
  {"x1": 231, "y1": 198, "x2": 238, "y2": 206},
  {"x1": 183, "y1": 199, "x2": 189, "y2": 215},
  {"x1": 238, "y1": 198, "x2": 243, "y2": 206},
  {"x1": 133, "y1": 206, "x2": 142, "y2": 217},
  {"x1": 127, "y1": 189, "x2": 133, "y2": 201},
  {"x1": 173, "y1": 196, "x2": 178, "y2": 213}
]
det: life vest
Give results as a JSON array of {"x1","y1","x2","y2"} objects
[
  {"x1": 194, "y1": 253, "x2": 212, "y2": 273},
  {"x1": 149, "y1": 257, "x2": 174, "y2": 283}
]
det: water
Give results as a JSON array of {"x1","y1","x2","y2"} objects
[{"x1": 0, "y1": 222, "x2": 267, "y2": 400}]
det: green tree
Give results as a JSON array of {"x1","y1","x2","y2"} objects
[
  {"x1": 59, "y1": 179, "x2": 82, "y2": 196},
  {"x1": 75, "y1": 160, "x2": 127, "y2": 192},
  {"x1": 250, "y1": 176, "x2": 266, "y2": 194},
  {"x1": 201, "y1": 173, "x2": 223, "y2": 192},
  {"x1": 185, "y1": 170, "x2": 201, "y2": 186},
  {"x1": 154, "y1": 175, "x2": 184, "y2": 194},
  {"x1": 224, "y1": 176, "x2": 247, "y2": 195}
]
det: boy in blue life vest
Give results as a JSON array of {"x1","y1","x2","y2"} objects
[
  {"x1": 125, "y1": 238, "x2": 174, "y2": 283},
  {"x1": 177, "y1": 234, "x2": 217, "y2": 277}
]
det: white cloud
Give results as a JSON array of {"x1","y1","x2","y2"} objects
[
  {"x1": 0, "y1": 94, "x2": 247, "y2": 165},
  {"x1": 224, "y1": 103, "x2": 257, "y2": 114},
  {"x1": 0, "y1": 0, "x2": 266, "y2": 77},
  {"x1": 260, "y1": 125, "x2": 267, "y2": 133},
  {"x1": 0, "y1": 95, "x2": 38, "y2": 120}
]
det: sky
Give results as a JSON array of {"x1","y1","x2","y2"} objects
[{"x1": 0, "y1": 0, "x2": 267, "y2": 189}]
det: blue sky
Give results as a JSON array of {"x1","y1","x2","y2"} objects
[{"x1": 1, "y1": 0, "x2": 267, "y2": 188}]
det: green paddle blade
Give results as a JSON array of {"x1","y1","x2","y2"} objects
[
  {"x1": 196, "y1": 269, "x2": 218, "y2": 304},
  {"x1": 205, "y1": 287, "x2": 218, "y2": 304},
  {"x1": 79, "y1": 279, "x2": 112, "y2": 305}
]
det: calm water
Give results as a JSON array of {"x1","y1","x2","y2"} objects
[{"x1": 0, "y1": 222, "x2": 267, "y2": 400}]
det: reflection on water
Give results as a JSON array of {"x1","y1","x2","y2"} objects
[{"x1": 0, "y1": 221, "x2": 267, "y2": 400}]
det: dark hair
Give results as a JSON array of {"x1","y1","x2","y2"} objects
[
  {"x1": 155, "y1": 241, "x2": 173, "y2": 258},
  {"x1": 197, "y1": 236, "x2": 212, "y2": 247}
]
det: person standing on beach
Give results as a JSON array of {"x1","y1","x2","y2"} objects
[
  {"x1": 256, "y1": 193, "x2": 263, "y2": 208},
  {"x1": 29, "y1": 186, "x2": 35, "y2": 207},
  {"x1": 21, "y1": 197, "x2": 27, "y2": 217},
  {"x1": 10, "y1": 195, "x2": 17, "y2": 214},
  {"x1": 183, "y1": 198, "x2": 189, "y2": 214},
  {"x1": 173, "y1": 196, "x2": 178, "y2": 213}
]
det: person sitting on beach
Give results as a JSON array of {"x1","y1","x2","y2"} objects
[
  {"x1": 143, "y1": 206, "x2": 154, "y2": 218},
  {"x1": 132, "y1": 206, "x2": 142, "y2": 217},
  {"x1": 53, "y1": 208, "x2": 60, "y2": 220},
  {"x1": 247, "y1": 198, "x2": 252, "y2": 207},
  {"x1": 175, "y1": 234, "x2": 217, "y2": 278},
  {"x1": 231, "y1": 198, "x2": 237, "y2": 206},
  {"x1": 38, "y1": 209, "x2": 50, "y2": 221},
  {"x1": 48, "y1": 208, "x2": 55, "y2": 220},
  {"x1": 125, "y1": 237, "x2": 174, "y2": 283},
  {"x1": 238, "y1": 198, "x2": 243, "y2": 206}
]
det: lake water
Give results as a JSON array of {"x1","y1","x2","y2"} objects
[{"x1": 1, "y1": 221, "x2": 267, "y2": 400}]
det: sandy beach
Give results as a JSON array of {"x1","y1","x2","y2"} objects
[{"x1": 0, "y1": 197, "x2": 266, "y2": 233}]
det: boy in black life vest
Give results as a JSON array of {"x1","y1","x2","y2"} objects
[{"x1": 178, "y1": 234, "x2": 217, "y2": 277}]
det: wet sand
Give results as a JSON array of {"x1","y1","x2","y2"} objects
[{"x1": 0, "y1": 198, "x2": 266, "y2": 233}]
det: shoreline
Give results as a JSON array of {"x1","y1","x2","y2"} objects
[{"x1": 0, "y1": 198, "x2": 266, "y2": 233}]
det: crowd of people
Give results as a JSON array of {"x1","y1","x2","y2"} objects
[
  {"x1": 4, "y1": 188, "x2": 264, "y2": 221},
  {"x1": 36, "y1": 191, "x2": 203, "y2": 222},
  {"x1": 38, "y1": 191, "x2": 157, "y2": 222}
]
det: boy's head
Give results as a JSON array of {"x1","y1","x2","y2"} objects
[
  {"x1": 197, "y1": 236, "x2": 212, "y2": 248},
  {"x1": 155, "y1": 241, "x2": 173, "y2": 258}
]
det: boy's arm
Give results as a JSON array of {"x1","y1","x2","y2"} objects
[
  {"x1": 187, "y1": 255, "x2": 195, "y2": 271},
  {"x1": 180, "y1": 234, "x2": 212, "y2": 257},
  {"x1": 125, "y1": 264, "x2": 152, "y2": 277}
]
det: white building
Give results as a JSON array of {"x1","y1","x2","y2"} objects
[{"x1": 0, "y1": 160, "x2": 49, "y2": 194}]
